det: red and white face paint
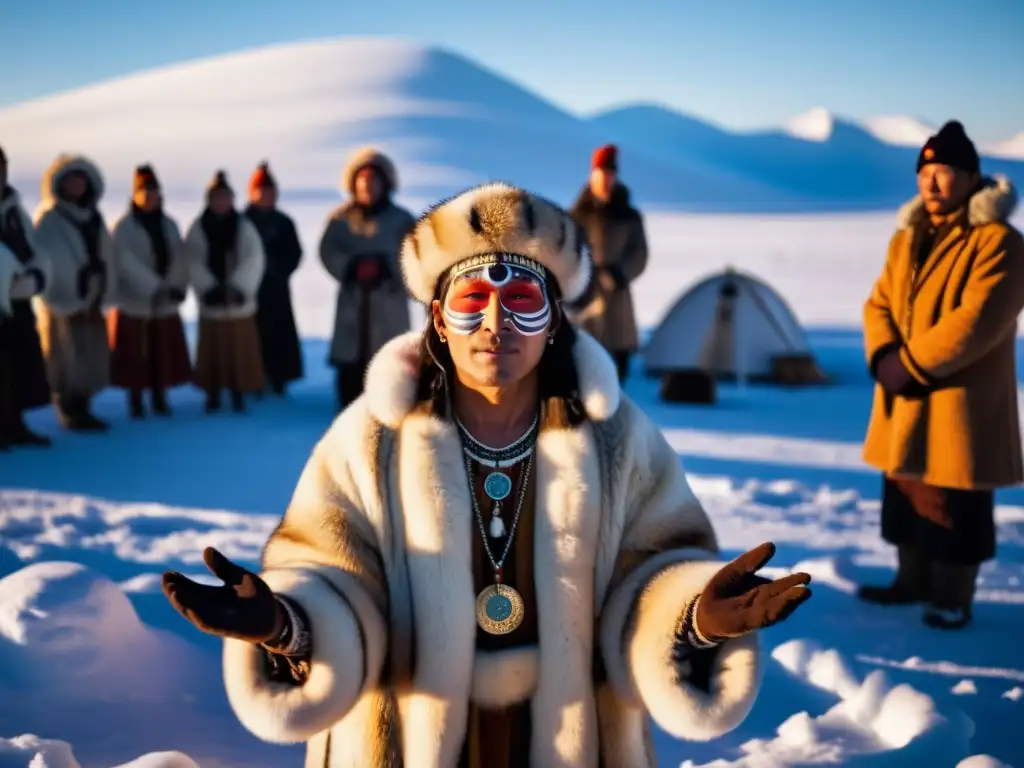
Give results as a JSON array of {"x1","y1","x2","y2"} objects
[{"x1": 443, "y1": 260, "x2": 551, "y2": 336}]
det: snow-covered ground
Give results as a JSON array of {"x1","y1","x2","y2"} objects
[{"x1": 1, "y1": 203, "x2": 1023, "y2": 767}]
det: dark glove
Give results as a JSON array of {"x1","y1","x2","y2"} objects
[
  {"x1": 162, "y1": 546, "x2": 284, "y2": 644},
  {"x1": 875, "y1": 348, "x2": 920, "y2": 396},
  {"x1": 226, "y1": 286, "x2": 246, "y2": 306},
  {"x1": 694, "y1": 542, "x2": 812, "y2": 642},
  {"x1": 204, "y1": 285, "x2": 227, "y2": 306}
]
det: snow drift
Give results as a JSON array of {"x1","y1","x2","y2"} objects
[{"x1": 0, "y1": 562, "x2": 290, "y2": 767}]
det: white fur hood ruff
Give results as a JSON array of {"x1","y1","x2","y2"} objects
[
  {"x1": 363, "y1": 327, "x2": 621, "y2": 429},
  {"x1": 38, "y1": 153, "x2": 105, "y2": 211},
  {"x1": 897, "y1": 174, "x2": 1018, "y2": 231}
]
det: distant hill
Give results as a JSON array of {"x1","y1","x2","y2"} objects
[
  {"x1": 0, "y1": 38, "x2": 1020, "y2": 213},
  {"x1": 587, "y1": 103, "x2": 1024, "y2": 209}
]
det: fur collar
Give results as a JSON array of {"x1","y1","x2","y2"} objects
[
  {"x1": 896, "y1": 174, "x2": 1018, "y2": 231},
  {"x1": 364, "y1": 329, "x2": 621, "y2": 429}
]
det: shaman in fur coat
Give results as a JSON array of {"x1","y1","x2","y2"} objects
[
  {"x1": 224, "y1": 327, "x2": 763, "y2": 767},
  {"x1": 32, "y1": 154, "x2": 114, "y2": 398}
]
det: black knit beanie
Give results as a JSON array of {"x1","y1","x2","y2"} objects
[
  {"x1": 917, "y1": 121, "x2": 980, "y2": 175},
  {"x1": 206, "y1": 169, "x2": 233, "y2": 199}
]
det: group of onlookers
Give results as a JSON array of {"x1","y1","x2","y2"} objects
[
  {"x1": 0, "y1": 149, "x2": 306, "y2": 447},
  {"x1": 0, "y1": 141, "x2": 651, "y2": 448}
]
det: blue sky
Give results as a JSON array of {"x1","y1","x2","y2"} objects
[{"x1": 2, "y1": 0, "x2": 1022, "y2": 141}]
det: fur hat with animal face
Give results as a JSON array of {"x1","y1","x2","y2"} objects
[{"x1": 399, "y1": 182, "x2": 592, "y2": 305}]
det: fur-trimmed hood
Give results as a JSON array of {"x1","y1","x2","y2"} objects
[
  {"x1": 39, "y1": 153, "x2": 105, "y2": 209},
  {"x1": 897, "y1": 174, "x2": 1018, "y2": 231},
  {"x1": 362, "y1": 328, "x2": 621, "y2": 429},
  {"x1": 341, "y1": 147, "x2": 398, "y2": 195},
  {"x1": 399, "y1": 182, "x2": 592, "y2": 306}
]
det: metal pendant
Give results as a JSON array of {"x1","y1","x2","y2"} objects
[
  {"x1": 483, "y1": 471, "x2": 512, "y2": 501},
  {"x1": 476, "y1": 582, "x2": 525, "y2": 635}
]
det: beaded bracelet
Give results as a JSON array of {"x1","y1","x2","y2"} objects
[
  {"x1": 676, "y1": 593, "x2": 720, "y2": 651},
  {"x1": 261, "y1": 595, "x2": 312, "y2": 657}
]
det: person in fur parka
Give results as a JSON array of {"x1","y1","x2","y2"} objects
[
  {"x1": 32, "y1": 153, "x2": 115, "y2": 432},
  {"x1": 108, "y1": 164, "x2": 193, "y2": 418},
  {"x1": 185, "y1": 170, "x2": 266, "y2": 413},
  {"x1": 0, "y1": 145, "x2": 52, "y2": 448},
  {"x1": 162, "y1": 183, "x2": 813, "y2": 767},
  {"x1": 318, "y1": 147, "x2": 415, "y2": 411}
]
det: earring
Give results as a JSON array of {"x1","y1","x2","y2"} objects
[
  {"x1": 438, "y1": 334, "x2": 447, "y2": 343},
  {"x1": 547, "y1": 333, "x2": 554, "y2": 345}
]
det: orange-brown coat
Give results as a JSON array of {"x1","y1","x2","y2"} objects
[{"x1": 862, "y1": 175, "x2": 1024, "y2": 490}]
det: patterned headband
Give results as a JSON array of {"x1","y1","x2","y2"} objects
[{"x1": 446, "y1": 252, "x2": 548, "y2": 284}]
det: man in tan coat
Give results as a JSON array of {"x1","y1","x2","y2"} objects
[
  {"x1": 569, "y1": 144, "x2": 649, "y2": 382},
  {"x1": 858, "y1": 120, "x2": 1024, "y2": 630}
]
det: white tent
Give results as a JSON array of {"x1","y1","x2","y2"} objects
[{"x1": 643, "y1": 267, "x2": 827, "y2": 385}]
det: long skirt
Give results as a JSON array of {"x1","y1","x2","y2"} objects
[
  {"x1": 256, "y1": 279, "x2": 303, "y2": 387},
  {"x1": 107, "y1": 310, "x2": 193, "y2": 390},
  {"x1": 36, "y1": 304, "x2": 110, "y2": 398},
  {"x1": 194, "y1": 316, "x2": 265, "y2": 394},
  {"x1": 0, "y1": 299, "x2": 51, "y2": 412}
]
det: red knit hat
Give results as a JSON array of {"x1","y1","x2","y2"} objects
[
  {"x1": 249, "y1": 160, "x2": 276, "y2": 193},
  {"x1": 591, "y1": 144, "x2": 618, "y2": 171}
]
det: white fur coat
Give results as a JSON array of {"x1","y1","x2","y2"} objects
[
  {"x1": 185, "y1": 214, "x2": 265, "y2": 320},
  {"x1": 110, "y1": 209, "x2": 189, "y2": 319},
  {"x1": 223, "y1": 330, "x2": 763, "y2": 767},
  {"x1": 0, "y1": 188, "x2": 49, "y2": 318},
  {"x1": 32, "y1": 155, "x2": 115, "y2": 317}
]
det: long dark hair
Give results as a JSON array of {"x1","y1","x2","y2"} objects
[{"x1": 413, "y1": 268, "x2": 588, "y2": 429}]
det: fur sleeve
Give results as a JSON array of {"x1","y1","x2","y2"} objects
[
  {"x1": 184, "y1": 220, "x2": 217, "y2": 296},
  {"x1": 98, "y1": 222, "x2": 117, "y2": 306},
  {"x1": 222, "y1": 402, "x2": 389, "y2": 744},
  {"x1": 112, "y1": 216, "x2": 162, "y2": 300},
  {"x1": 229, "y1": 218, "x2": 266, "y2": 299},
  {"x1": 6, "y1": 205, "x2": 50, "y2": 304},
  {"x1": 318, "y1": 214, "x2": 357, "y2": 283},
  {"x1": 598, "y1": 400, "x2": 762, "y2": 742},
  {"x1": 164, "y1": 218, "x2": 191, "y2": 293},
  {"x1": 33, "y1": 210, "x2": 80, "y2": 309}
]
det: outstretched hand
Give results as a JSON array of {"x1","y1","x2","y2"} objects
[
  {"x1": 695, "y1": 542, "x2": 812, "y2": 642},
  {"x1": 162, "y1": 547, "x2": 283, "y2": 644}
]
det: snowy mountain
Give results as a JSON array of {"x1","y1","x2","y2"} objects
[
  {"x1": 860, "y1": 114, "x2": 937, "y2": 147},
  {"x1": 588, "y1": 103, "x2": 1024, "y2": 207},
  {"x1": 0, "y1": 38, "x2": 796, "y2": 213},
  {"x1": 0, "y1": 37, "x2": 1021, "y2": 213},
  {"x1": 987, "y1": 131, "x2": 1024, "y2": 160}
]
